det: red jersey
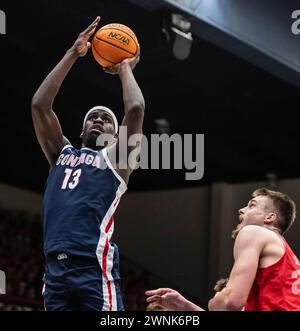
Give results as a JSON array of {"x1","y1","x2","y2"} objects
[{"x1": 245, "y1": 238, "x2": 300, "y2": 311}]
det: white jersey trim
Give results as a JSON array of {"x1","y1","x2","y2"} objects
[
  {"x1": 81, "y1": 147, "x2": 97, "y2": 152},
  {"x1": 96, "y1": 185, "x2": 124, "y2": 311},
  {"x1": 61, "y1": 144, "x2": 73, "y2": 153},
  {"x1": 102, "y1": 148, "x2": 127, "y2": 195}
]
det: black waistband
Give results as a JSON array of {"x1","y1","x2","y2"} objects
[{"x1": 46, "y1": 253, "x2": 99, "y2": 266}]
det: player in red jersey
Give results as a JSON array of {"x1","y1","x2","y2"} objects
[{"x1": 146, "y1": 188, "x2": 300, "y2": 311}]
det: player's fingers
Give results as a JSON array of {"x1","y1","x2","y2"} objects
[
  {"x1": 103, "y1": 69, "x2": 117, "y2": 75},
  {"x1": 83, "y1": 16, "x2": 100, "y2": 35},
  {"x1": 145, "y1": 288, "x2": 172, "y2": 296},
  {"x1": 103, "y1": 67, "x2": 113, "y2": 73},
  {"x1": 136, "y1": 44, "x2": 141, "y2": 58},
  {"x1": 146, "y1": 295, "x2": 161, "y2": 303},
  {"x1": 88, "y1": 27, "x2": 97, "y2": 36},
  {"x1": 145, "y1": 290, "x2": 159, "y2": 296},
  {"x1": 104, "y1": 64, "x2": 120, "y2": 74}
]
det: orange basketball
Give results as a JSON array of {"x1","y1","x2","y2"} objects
[{"x1": 92, "y1": 23, "x2": 139, "y2": 68}]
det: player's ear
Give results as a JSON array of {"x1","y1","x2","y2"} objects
[
  {"x1": 80, "y1": 131, "x2": 83, "y2": 139},
  {"x1": 265, "y1": 212, "x2": 277, "y2": 225}
]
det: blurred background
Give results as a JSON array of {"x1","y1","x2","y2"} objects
[{"x1": 0, "y1": 0, "x2": 300, "y2": 310}]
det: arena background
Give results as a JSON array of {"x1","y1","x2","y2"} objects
[{"x1": 0, "y1": 0, "x2": 300, "y2": 310}]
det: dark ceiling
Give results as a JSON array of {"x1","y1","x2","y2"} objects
[{"x1": 1, "y1": 0, "x2": 300, "y2": 193}]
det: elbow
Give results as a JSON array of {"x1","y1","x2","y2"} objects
[
  {"x1": 209, "y1": 290, "x2": 246, "y2": 311},
  {"x1": 31, "y1": 96, "x2": 42, "y2": 112},
  {"x1": 127, "y1": 102, "x2": 145, "y2": 118},
  {"x1": 131, "y1": 101, "x2": 145, "y2": 113},
  {"x1": 31, "y1": 96, "x2": 49, "y2": 114}
]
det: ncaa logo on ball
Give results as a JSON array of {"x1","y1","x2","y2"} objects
[{"x1": 108, "y1": 32, "x2": 130, "y2": 45}]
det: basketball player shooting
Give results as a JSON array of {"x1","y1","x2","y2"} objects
[{"x1": 31, "y1": 16, "x2": 144, "y2": 311}]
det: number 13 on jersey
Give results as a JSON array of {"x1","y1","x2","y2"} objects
[{"x1": 61, "y1": 168, "x2": 82, "y2": 190}]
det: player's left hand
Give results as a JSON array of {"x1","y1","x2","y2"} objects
[{"x1": 71, "y1": 16, "x2": 100, "y2": 57}]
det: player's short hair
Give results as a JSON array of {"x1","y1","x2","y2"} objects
[{"x1": 252, "y1": 188, "x2": 296, "y2": 234}]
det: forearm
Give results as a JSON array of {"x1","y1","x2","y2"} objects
[
  {"x1": 32, "y1": 48, "x2": 79, "y2": 111},
  {"x1": 180, "y1": 299, "x2": 205, "y2": 311},
  {"x1": 119, "y1": 63, "x2": 145, "y2": 113}
]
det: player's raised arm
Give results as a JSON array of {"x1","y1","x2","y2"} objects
[
  {"x1": 32, "y1": 16, "x2": 100, "y2": 166},
  {"x1": 105, "y1": 48, "x2": 145, "y2": 184},
  {"x1": 208, "y1": 226, "x2": 263, "y2": 311}
]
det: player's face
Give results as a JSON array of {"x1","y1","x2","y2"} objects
[
  {"x1": 81, "y1": 110, "x2": 115, "y2": 149},
  {"x1": 232, "y1": 195, "x2": 277, "y2": 238},
  {"x1": 85, "y1": 110, "x2": 115, "y2": 136},
  {"x1": 238, "y1": 196, "x2": 272, "y2": 226}
]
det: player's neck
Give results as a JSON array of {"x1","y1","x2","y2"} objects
[
  {"x1": 81, "y1": 143, "x2": 102, "y2": 151},
  {"x1": 264, "y1": 225, "x2": 282, "y2": 236}
]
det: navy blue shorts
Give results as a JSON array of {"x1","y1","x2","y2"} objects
[{"x1": 42, "y1": 254, "x2": 124, "y2": 311}]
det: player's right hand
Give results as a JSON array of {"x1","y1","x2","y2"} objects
[
  {"x1": 103, "y1": 45, "x2": 140, "y2": 75},
  {"x1": 70, "y1": 16, "x2": 100, "y2": 57}
]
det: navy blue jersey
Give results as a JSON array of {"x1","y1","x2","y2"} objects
[
  {"x1": 42, "y1": 145, "x2": 127, "y2": 309},
  {"x1": 43, "y1": 144, "x2": 126, "y2": 258}
]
